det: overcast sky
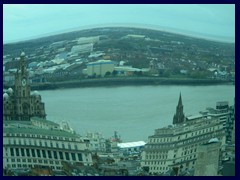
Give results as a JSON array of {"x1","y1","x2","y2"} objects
[{"x1": 3, "y1": 4, "x2": 235, "y2": 43}]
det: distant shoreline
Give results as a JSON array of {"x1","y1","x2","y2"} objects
[
  {"x1": 4, "y1": 24, "x2": 234, "y2": 44},
  {"x1": 24, "y1": 77, "x2": 234, "y2": 91}
]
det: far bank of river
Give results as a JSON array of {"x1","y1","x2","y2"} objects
[{"x1": 28, "y1": 77, "x2": 233, "y2": 90}]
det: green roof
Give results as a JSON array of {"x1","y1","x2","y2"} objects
[
  {"x1": 31, "y1": 117, "x2": 59, "y2": 126},
  {"x1": 3, "y1": 126, "x2": 79, "y2": 138}
]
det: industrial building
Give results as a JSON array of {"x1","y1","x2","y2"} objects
[{"x1": 87, "y1": 60, "x2": 114, "y2": 77}]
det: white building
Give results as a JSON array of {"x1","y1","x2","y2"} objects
[
  {"x1": 85, "y1": 132, "x2": 106, "y2": 152},
  {"x1": 141, "y1": 95, "x2": 226, "y2": 175},
  {"x1": 87, "y1": 60, "x2": 114, "y2": 77},
  {"x1": 71, "y1": 43, "x2": 93, "y2": 54},
  {"x1": 117, "y1": 141, "x2": 146, "y2": 155},
  {"x1": 3, "y1": 118, "x2": 93, "y2": 171},
  {"x1": 76, "y1": 36, "x2": 99, "y2": 45}
]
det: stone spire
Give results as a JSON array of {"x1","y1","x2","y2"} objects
[
  {"x1": 173, "y1": 93, "x2": 185, "y2": 125},
  {"x1": 19, "y1": 51, "x2": 27, "y2": 74}
]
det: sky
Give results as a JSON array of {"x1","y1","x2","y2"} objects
[{"x1": 3, "y1": 4, "x2": 235, "y2": 43}]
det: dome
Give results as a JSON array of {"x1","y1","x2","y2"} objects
[
  {"x1": 208, "y1": 138, "x2": 219, "y2": 143},
  {"x1": 7, "y1": 88, "x2": 13, "y2": 94},
  {"x1": 32, "y1": 91, "x2": 40, "y2": 96},
  {"x1": 3, "y1": 93, "x2": 9, "y2": 99},
  {"x1": 21, "y1": 52, "x2": 25, "y2": 57}
]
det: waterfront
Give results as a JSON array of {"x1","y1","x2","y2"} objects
[{"x1": 39, "y1": 85, "x2": 235, "y2": 142}]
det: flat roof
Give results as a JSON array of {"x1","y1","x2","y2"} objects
[{"x1": 117, "y1": 141, "x2": 146, "y2": 148}]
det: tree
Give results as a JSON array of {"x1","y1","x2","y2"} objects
[
  {"x1": 112, "y1": 70, "x2": 118, "y2": 76},
  {"x1": 105, "y1": 71, "x2": 111, "y2": 77}
]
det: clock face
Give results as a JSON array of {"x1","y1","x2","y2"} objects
[{"x1": 22, "y1": 78, "x2": 26, "y2": 86}]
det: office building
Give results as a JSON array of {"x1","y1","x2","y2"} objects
[{"x1": 141, "y1": 94, "x2": 226, "y2": 175}]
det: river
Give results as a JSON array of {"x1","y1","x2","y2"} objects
[{"x1": 39, "y1": 85, "x2": 235, "y2": 142}]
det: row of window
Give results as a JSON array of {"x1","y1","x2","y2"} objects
[
  {"x1": 5, "y1": 133, "x2": 77, "y2": 142},
  {"x1": 145, "y1": 161, "x2": 166, "y2": 165},
  {"x1": 177, "y1": 131, "x2": 223, "y2": 147},
  {"x1": 150, "y1": 166, "x2": 168, "y2": 171},
  {"x1": 8, "y1": 164, "x2": 61, "y2": 170},
  {"x1": 148, "y1": 125, "x2": 221, "y2": 146},
  {"x1": 8, "y1": 138, "x2": 79, "y2": 150},
  {"x1": 146, "y1": 154, "x2": 168, "y2": 160},
  {"x1": 9, "y1": 158, "x2": 61, "y2": 165},
  {"x1": 8, "y1": 147, "x2": 84, "y2": 162}
]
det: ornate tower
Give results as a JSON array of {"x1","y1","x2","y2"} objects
[
  {"x1": 173, "y1": 93, "x2": 185, "y2": 125},
  {"x1": 14, "y1": 52, "x2": 31, "y2": 119},
  {"x1": 3, "y1": 52, "x2": 46, "y2": 121}
]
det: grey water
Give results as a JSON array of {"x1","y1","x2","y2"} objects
[{"x1": 39, "y1": 85, "x2": 235, "y2": 142}]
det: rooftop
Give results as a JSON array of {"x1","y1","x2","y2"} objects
[
  {"x1": 117, "y1": 141, "x2": 146, "y2": 148},
  {"x1": 31, "y1": 117, "x2": 59, "y2": 127},
  {"x1": 3, "y1": 126, "x2": 79, "y2": 138},
  {"x1": 3, "y1": 119, "x2": 79, "y2": 138}
]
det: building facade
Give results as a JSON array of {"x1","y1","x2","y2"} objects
[
  {"x1": 194, "y1": 139, "x2": 221, "y2": 176},
  {"x1": 200, "y1": 100, "x2": 235, "y2": 144},
  {"x1": 3, "y1": 52, "x2": 46, "y2": 121},
  {"x1": 141, "y1": 95, "x2": 226, "y2": 175},
  {"x1": 3, "y1": 118, "x2": 93, "y2": 171},
  {"x1": 87, "y1": 60, "x2": 114, "y2": 77}
]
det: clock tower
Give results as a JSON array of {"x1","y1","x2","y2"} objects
[
  {"x1": 3, "y1": 52, "x2": 46, "y2": 121},
  {"x1": 14, "y1": 52, "x2": 31, "y2": 119}
]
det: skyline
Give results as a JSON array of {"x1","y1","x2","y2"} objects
[{"x1": 3, "y1": 4, "x2": 235, "y2": 44}]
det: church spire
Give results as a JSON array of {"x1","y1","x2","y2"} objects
[
  {"x1": 173, "y1": 93, "x2": 185, "y2": 125},
  {"x1": 178, "y1": 92, "x2": 182, "y2": 106}
]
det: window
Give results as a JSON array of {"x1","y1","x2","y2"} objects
[
  {"x1": 78, "y1": 153, "x2": 82, "y2": 161},
  {"x1": 26, "y1": 149, "x2": 30, "y2": 157},
  {"x1": 48, "y1": 150, "x2": 52, "y2": 159},
  {"x1": 42, "y1": 150, "x2": 46, "y2": 158},
  {"x1": 37, "y1": 149, "x2": 41, "y2": 158},
  {"x1": 71, "y1": 153, "x2": 76, "y2": 161},
  {"x1": 10, "y1": 148, "x2": 14, "y2": 156},
  {"x1": 31, "y1": 149, "x2": 36, "y2": 157},
  {"x1": 59, "y1": 152, "x2": 63, "y2": 160},
  {"x1": 65, "y1": 152, "x2": 70, "y2": 160},
  {"x1": 16, "y1": 148, "x2": 20, "y2": 156},
  {"x1": 21, "y1": 148, "x2": 25, "y2": 156},
  {"x1": 53, "y1": 151, "x2": 58, "y2": 159}
]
